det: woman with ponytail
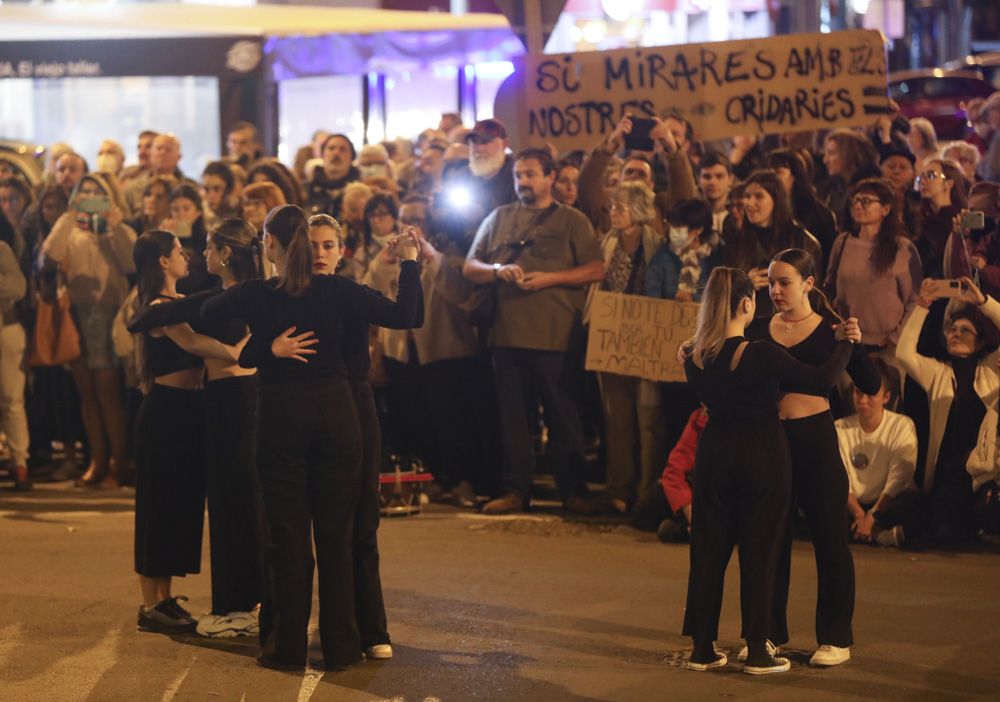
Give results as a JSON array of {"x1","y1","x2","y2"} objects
[
  {"x1": 681, "y1": 266, "x2": 858, "y2": 675},
  {"x1": 130, "y1": 230, "x2": 246, "y2": 634},
  {"x1": 129, "y1": 217, "x2": 265, "y2": 638},
  {"x1": 199, "y1": 204, "x2": 423, "y2": 671},
  {"x1": 744, "y1": 247, "x2": 879, "y2": 668}
]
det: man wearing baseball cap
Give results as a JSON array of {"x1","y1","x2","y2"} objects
[{"x1": 436, "y1": 118, "x2": 518, "y2": 253}]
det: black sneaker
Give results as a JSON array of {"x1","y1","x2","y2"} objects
[
  {"x1": 160, "y1": 596, "x2": 197, "y2": 625},
  {"x1": 137, "y1": 600, "x2": 197, "y2": 633},
  {"x1": 743, "y1": 652, "x2": 791, "y2": 675}
]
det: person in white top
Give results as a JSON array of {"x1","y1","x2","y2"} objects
[{"x1": 836, "y1": 358, "x2": 928, "y2": 547}]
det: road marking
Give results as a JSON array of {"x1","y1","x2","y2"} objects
[
  {"x1": 161, "y1": 662, "x2": 192, "y2": 702},
  {"x1": 0, "y1": 626, "x2": 120, "y2": 701},
  {"x1": 456, "y1": 513, "x2": 559, "y2": 523},
  {"x1": 296, "y1": 667, "x2": 324, "y2": 701}
]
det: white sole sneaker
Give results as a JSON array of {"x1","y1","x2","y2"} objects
[
  {"x1": 196, "y1": 613, "x2": 258, "y2": 638},
  {"x1": 686, "y1": 652, "x2": 728, "y2": 671},
  {"x1": 744, "y1": 656, "x2": 791, "y2": 675},
  {"x1": 810, "y1": 645, "x2": 850, "y2": 666},
  {"x1": 365, "y1": 644, "x2": 393, "y2": 660},
  {"x1": 737, "y1": 639, "x2": 778, "y2": 662}
]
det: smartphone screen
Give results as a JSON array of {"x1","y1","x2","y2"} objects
[{"x1": 624, "y1": 117, "x2": 656, "y2": 152}]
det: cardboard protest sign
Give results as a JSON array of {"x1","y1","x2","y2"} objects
[
  {"x1": 495, "y1": 29, "x2": 889, "y2": 153},
  {"x1": 585, "y1": 290, "x2": 699, "y2": 383}
]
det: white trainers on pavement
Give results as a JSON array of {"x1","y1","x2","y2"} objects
[
  {"x1": 196, "y1": 612, "x2": 258, "y2": 638},
  {"x1": 810, "y1": 645, "x2": 851, "y2": 666},
  {"x1": 365, "y1": 644, "x2": 393, "y2": 660}
]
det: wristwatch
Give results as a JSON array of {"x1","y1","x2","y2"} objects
[{"x1": 493, "y1": 262, "x2": 502, "y2": 278}]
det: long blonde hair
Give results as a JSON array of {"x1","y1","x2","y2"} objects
[{"x1": 690, "y1": 267, "x2": 754, "y2": 366}]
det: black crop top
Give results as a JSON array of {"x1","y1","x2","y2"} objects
[
  {"x1": 746, "y1": 316, "x2": 881, "y2": 397},
  {"x1": 128, "y1": 288, "x2": 248, "y2": 346},
  {"x1": 684, "y1": 336, "x2": 854, "y2": 423},
  {"x1": 141, "y1": 296, "x2": 203, "y2": 378},
  {"x1": 202, "y1": 260, "x2": 423, "y2": 384}
]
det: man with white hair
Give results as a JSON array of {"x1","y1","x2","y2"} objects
[
  {"x1": 436, "y1": 118, "x2": 517, "y2": 253},
  {"x1": 124, "y1": 133, "x2": 195, "y2": 216}
]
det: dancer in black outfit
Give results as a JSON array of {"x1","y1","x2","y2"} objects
[
  {"x1": 132, "y1": 231, "x2": 246, "y2": 633},
  {"x1": 248, "y1": 214, "x2": 399, "y2": 659},
  {"x1": 681, "y1": 267, "x2": 858, "y2": 675},
  {"x1": 200, "y1": 205, "x2": 423, "y2": 671},
  {"x1": 746, "y1": 248, "x2": 880, "y2": 667},
  {"x1": 129, "y1": 219, "x2": 266, "y2": 638}
]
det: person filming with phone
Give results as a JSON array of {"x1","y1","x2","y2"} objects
[
  {"x1": 42, "y1": 172, "x2": 137, "y2": 488},
  {"x1": 895, "y1": 275, "x2": 1000, "y2": 544}
]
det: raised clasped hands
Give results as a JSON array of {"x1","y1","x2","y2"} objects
[
  {"x1": 388, "y1": 226, "x2": 421, "y2": 262},
  {"x1": 834, "y1": 317, "x2": 862, "y2": 344}
]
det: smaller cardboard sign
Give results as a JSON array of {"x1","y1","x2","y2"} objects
[{"x1": 585, "y1": 290, "x2": 699, "y2": 383}]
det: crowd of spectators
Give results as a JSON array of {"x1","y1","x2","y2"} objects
[{"x1": 3, "y1": 89, "x2": 1000, "y2": 548}]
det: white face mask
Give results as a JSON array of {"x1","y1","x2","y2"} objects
[
  {"x1": 359, "y1": 164, "x2": 389, "y2": 180},
  {"x1": 95, "y1": 154, "x2": 119, "y2": 173},
  {"x1": 669, "y1": 226, "x2": 690, "y2": 248}
]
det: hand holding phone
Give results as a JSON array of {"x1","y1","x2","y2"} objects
[
  {"x1": 624, "y1": 117, "x2": 656, "y2": 152},
  {"x1": 924, "y1": 279, "x2": 968, "y2": 299}
]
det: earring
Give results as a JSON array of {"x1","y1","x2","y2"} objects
[{"x1": 222, "y1": 259, "x2": 229, "y2": 268}]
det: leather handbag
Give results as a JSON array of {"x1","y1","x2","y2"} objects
[{"x1": 29, "y1": 288, "x2": 81, "y2": 367}]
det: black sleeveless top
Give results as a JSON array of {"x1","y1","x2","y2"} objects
[
  {"x1": 746, "y1": 316, "x2": 881, "y2": 398},
  {"x1": 142, "y1": 295, "x2": 202, "y2": 377},
  {"x1": 684, "y1": 336, "x2": 854, "y2": 423}
]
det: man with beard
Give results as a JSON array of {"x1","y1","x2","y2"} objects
[
  {"x1": 306, "y1": 133, "x2": 361, "y2": 220},
  {"x1": 435, "y1": 119, "x2": 517, "y2": 254},
  {"x1": 463, "y1": 148, "x2": 605, "y2": 514},
  {"x1": 226, "y1": 121, "x2": 263, "y2": 167}
]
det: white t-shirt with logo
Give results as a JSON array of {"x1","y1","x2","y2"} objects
[{"x1": 835, "y1": 410, "x2": 918, "y2": 505}]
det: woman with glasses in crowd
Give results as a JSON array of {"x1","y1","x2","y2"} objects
[
  {"x1": 199, "y1": 204, "x2": 422, "y2": 671},
  {"x1": 915, "y1": 158, "x2": 969, "y2": 278}
]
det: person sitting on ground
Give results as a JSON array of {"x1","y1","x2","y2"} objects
[
  {"x1": 836, "y1": 358, "x2": 925, "y2": 548},
  {"x1": 655, "y1": 405, "x2": 708, "y2": 543}
]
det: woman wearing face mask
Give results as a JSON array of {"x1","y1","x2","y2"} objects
[
  {"x1": 127, "y1": 176, "x2": 176, "y2": 236},
  {"x1": 198, "y1": 204, "x2": 422, "y2": 671},
  {"x1": 130, "y1": 230, "x2": 247, "y2": 634},
  {"x1": 201, "y1": 161, "x2": 241, "y2": 224},
  {"x1": 765, "y1": 149, "x2": 838, "y2": 262},
  {"x1": 897, "y1": 277, "x2": 1000, "y2": 544},
  {"x1": 42, "y1": 172, "x2": 136, "y2": 488},
  {"x1": 681, "y1": 267, "x2": 857, "y2": 675},
  {"x1": 358, "y1": 144, "x2": 395, "y2": 182},
  {"x1": 127, "y1": 218, "x2": 264, "y2": 637},
  {"x1": 585, "y1": 181, "x2": 668, "y2": 514},
  {"x1": 746, "y1": 248, "x2": 877, "y2": 668},
  {"x1": 914, "y1": 158, "x2": 970, "y2": 278},
  {"x1": 723, "y1": 169, "x2": 822, "y2": 318}
]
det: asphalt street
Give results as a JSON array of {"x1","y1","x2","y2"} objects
[{"x1": 2, "y1": 483, "x2": 999, "y2": 702}]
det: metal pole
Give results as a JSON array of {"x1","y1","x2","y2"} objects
[{"x1": 524, "y1": 0, "x2": 544, "y2": 55}]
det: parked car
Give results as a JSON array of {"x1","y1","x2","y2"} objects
[
  {"x1": 944, "y1": 52, "x2": 1000, "y2": 91},
  {"x1": 888, "y1": 69, "x2": 994, "y2": 140}
]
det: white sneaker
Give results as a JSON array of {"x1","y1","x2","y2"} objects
[
  {"x1": 876, "y1": 525, "x2": 905, "y2": 548},
  {"x1": 196, "y1": 612, "x2": 258, "y2": 638},
  {"x1": 365, "y1": 644, "x2": 393, "y2": 660},
  {"x1": 810, "y1": 645, "x2": 851, "y2": 666},
  {"x1": 737, "y1": 639, "x2": 778, "y2": 662}
]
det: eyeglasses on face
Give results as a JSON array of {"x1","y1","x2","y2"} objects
[
  {"x1": 918, "y1": 170, "x2": 947, "y2": 182},
  {"x1": 850, "y1": 196, "x2": 883, "y2": 209},
  {"x1": 947, "y1": 324, "x2": 978, "y2": 338}
]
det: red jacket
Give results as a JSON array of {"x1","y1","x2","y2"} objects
[{"x1": 660, "y1": 406, "x2": 707, "y2": 513}]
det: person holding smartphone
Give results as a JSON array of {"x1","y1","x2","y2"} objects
[
  {"x1": 41, "y1": 172, "x2": 136, "y2": 488},
  {"x1": 896, "y1": 276, "x2": 1000, "y2": 544}
]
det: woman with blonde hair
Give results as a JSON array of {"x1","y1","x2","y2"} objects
[
  {"x1": 680, "y1": 267, "x2": 857, "y2": 675},
  {"x1": 42, "y1": 171, "x2": 136, "y2": 488},
  {"x1": 591, "y1": 180, "x2": 667, "y2": 513}
]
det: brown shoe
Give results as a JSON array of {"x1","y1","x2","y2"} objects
[
  {"x1": 481, "y1": 493, "x2": 526, "y2": 515},
  {"x1": 564, "y1": 495, "x2": 602, "y2": 516}
]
